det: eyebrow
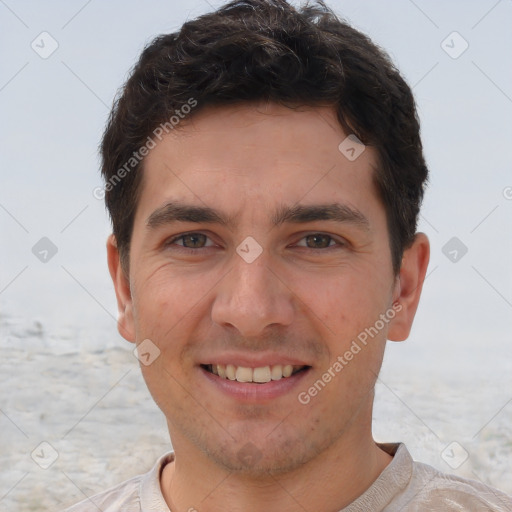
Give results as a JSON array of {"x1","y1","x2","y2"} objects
[
  {"x1": 271, "y1": 203, "x2": 369, "y2": 229},
  {"x1": 146, "y1": 201, "x2": 370, "y2": 231}
]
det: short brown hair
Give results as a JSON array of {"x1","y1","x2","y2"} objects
[{"x1": 101, "y1": 0, "x2": 428, "y2": 274}]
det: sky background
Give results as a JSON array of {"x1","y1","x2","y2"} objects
[{"x1": 1, "y1": 0, "x2": 511, "y2": 507}]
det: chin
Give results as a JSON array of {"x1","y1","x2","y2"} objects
[{"x1": 198, "y1": 425, "x2": 331, "y2": 477}]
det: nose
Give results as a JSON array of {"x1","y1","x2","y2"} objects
[{"x1": 211, "y1": 250, "x2": 294, "y2": 338}]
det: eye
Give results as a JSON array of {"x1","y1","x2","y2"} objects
[
  {"x1": 164, "y1": 232, "x2": 345, "y2": 253},
  {"x1": 295, "y1": 233, "x2": 343, "y2": 249},
  {"x1": 165, "y1": 232, "x2": 215, "y2": 250}
]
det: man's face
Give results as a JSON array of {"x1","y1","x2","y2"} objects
[{"x1": 119, "y1": 103, "x2": 401, "y2": 473}]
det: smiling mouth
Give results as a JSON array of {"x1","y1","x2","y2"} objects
[{"x1": 201, "y1": 364, "x2": 310, "y2": 383}]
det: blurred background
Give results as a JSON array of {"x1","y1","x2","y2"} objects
[{"x1": 1, "y1": 0, "x2": 511, "y2": 510}]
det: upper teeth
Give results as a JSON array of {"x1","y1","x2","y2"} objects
[{"x1": 211, "y1": 364, "x2": 299, "y2": 383}]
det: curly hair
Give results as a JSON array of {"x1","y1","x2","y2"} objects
[{"x1": 101, "y1": 0, "x2": 428, "y2": 275}]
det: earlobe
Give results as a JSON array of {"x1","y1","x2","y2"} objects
[
  {"x1": 106, "y1": 234, "x2": 136, "y2": 343},
  {"x1": 387, "y1": 232, "x2": 430, "y2": 342}
]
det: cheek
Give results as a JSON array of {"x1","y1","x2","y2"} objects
[
  {"x1": 131, "y1": 274, "x2": 198, "y2": 408},
  {"x1": 290, "y1": 268, "x2": 392, "y2": 380},
  {"x1": 293, "y1": 268, "x2": 386, "y2": 331},
  {"x1": 131, "y1": 271, "x2": 194, "y2": 343}
]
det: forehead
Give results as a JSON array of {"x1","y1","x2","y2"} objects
[{"x1": 135, "y1": 102, "x2": 381, "y2": 228}]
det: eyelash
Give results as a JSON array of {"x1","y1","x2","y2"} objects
[{"x1": 164, "y1": 232, "x2": 346, "y2": 253}]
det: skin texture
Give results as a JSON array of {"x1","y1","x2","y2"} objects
[{"x1": 107, "y1": 102, "x2": 430, "y2": 512}]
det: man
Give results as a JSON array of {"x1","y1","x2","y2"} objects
[{"x1": 65, "y1": 0, "x2": 512, "y2": 510}]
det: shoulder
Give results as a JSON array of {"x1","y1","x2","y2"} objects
[
  {"x1": 400, "y1": 457, "x2": 512, "y2": 511},
  {"x1": 369, "y1": 443, "x2": 512, "y2": 511},
  {"x1": 62, "y1": 476, "x2": 143, "y2": 512},
  {"x1": 60, "y1": 452, "x2": 174, "y2": 512}
]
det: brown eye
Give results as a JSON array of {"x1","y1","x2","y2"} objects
[
  {"x1": 166, "y1": 232, "x2": 214, "y2": 251},
  {"x1": 303, "y1": 234, "x2": 335, "y2": 249},
  {"x1": 179, "y1": 233, "x2": 208, "y2": 248}
]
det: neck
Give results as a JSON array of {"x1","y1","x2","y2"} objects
[{"x1": 161, "y1": 409, "x2": 392, "y2": 512}]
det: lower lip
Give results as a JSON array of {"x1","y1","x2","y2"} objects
[{"x1": 199, "y1": 366, "x2": 311, "y2": 402}]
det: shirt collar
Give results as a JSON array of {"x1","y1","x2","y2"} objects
[{"x1": 139, "y1": 451, "x2": 175, "y2": 511}]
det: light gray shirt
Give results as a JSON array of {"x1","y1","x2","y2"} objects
[{"x1": 62, "y1": 443, "x2": 512, "y2": 511}]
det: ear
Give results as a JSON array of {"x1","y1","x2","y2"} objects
[
  {"x1": 387, "y1": 232, "x2": 430, "y2": 342},
  {"x1": 107, "y1": 234, "x2": 136, "y2": 343}
]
